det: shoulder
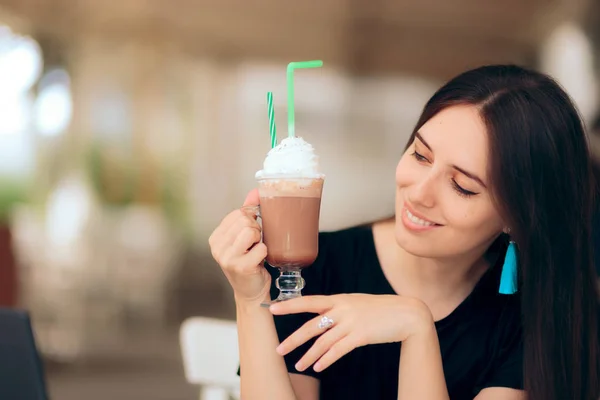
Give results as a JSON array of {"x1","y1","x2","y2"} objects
[
  {"x1": 472, "y1": 271, "x2": 523, "y2": 379},
  {"x1": 452, "y1": 266, "x2": 524, "y2": 393},
  {"x1": 452, "y1": 254, "x2": 523, "y2": 360},
  {"x1": 471, "y1": 293, "x2": 524, "y2": 393},
  {"x1": 473, "y1": 259, "x2": 523, "y2": 331}
]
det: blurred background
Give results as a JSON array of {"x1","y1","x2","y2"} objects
[{"x1": 0, "y1": 0, "x2": 598, "y2": 399}]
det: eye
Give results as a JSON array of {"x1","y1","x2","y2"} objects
[
  {"x1": 451, "y1": 179, "x2": 478, "y2": 198},
  {"x1": 411, "y1": 151, "x2": 430, "y2": 163}
]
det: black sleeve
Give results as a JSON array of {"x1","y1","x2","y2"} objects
[
  {"x1": 474, "y1": 296, "x2": 524, "y2": 394},
  {"x1": 269, "y1": 231, "x2": 333, "y2": 380}
]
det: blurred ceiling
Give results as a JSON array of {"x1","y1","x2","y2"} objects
[{"x1": 0, "y1": 0, "x2": 589, "y2": 79}]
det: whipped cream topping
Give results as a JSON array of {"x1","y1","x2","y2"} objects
[{"x1": 255, "y1": 136, "x2": 323, "y2": 179}]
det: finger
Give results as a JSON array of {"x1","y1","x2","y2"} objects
[
  {"x1": 242, "y1": 189, "x2": 260, "y2": 207},
  {"x1": 269, "y1": 296, "x2": 333, "y2": 316},
  {"x1": 219, "y1": 241, "x2": 267, "y2": 278},
  {"x1": 210, "y1": 209, "x2": 247, "y2": 243},
  {"x1": 295, "y1": 327, "x2": 347, "y2": 372},
  {"x1": 231, "y1": 226, "x2": 262, "y2": 255},
  {"x1": 244, "y1": 242, "x2": 268, "y2": 267},
  {"x1": 240, "y1": 205, "x2": 260, "y2": 221},
  {"x1": 211, "y1": 189, "x2": 259, "y2": 241},
  {"x1": 276, "y1": 311, "x2": 337, "y2": 356},
  {"x1": 210, "y1": 216, "x2": 260, "y2": 264},
  {"x1": 313, "y1": 335, "x2": 358, "y2": 372},
  {"x1": 224, "y1": 242, "x2": 268, "y2": 276},
  {"x1": 223, "y1": 214, "x2": 261, "y2": 246}
]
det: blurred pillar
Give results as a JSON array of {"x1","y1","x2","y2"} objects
[
  {"x1": 539, "y1": 0, "x2": 600, "y2": 122},
  {"x1": 345, "y1": 0, "x2": 384, "y2": 76},
  {"x1": 539, "y1": 21, "x2": 598, "y2": 123},
  {"x1": 538, "y1": 0, "x2": 597, "y2": 124},
  {"x1": 583, "y1": 0, "x2": 600, "y2": 109},
  {"x1": 581, "y1": 0, "x2": 600, "y2": 158}
]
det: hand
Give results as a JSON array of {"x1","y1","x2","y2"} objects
[
  {"x1": 209, "y1": 189, "x2": 271, "y2": 305},
  {"x1": 269, "y1": 294, "x2": 434, "y2": 372}
]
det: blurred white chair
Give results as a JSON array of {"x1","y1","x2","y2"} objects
[{"x1": 180, "y1": 317, "x2": 240, "y2": 400}]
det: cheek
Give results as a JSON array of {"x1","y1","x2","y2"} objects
[
  {"x1": 445, "y1": 199, "x2": 503, "y2": 234},
  {"x1": 395, "y1": 152, "x2": 415, "y2": 188}
]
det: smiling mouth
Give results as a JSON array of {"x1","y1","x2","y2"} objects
[{"x1": 404, "y1": 208, "x2": 441, "y2": 227}]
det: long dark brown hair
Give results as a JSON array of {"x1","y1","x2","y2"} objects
[{"x1": 407, "y1": 65, "x2": 600, "y2": 400}]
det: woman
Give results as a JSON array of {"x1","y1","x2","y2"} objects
[{"x1": 209, "y1": 65, "x2": 600, "y2": 399}]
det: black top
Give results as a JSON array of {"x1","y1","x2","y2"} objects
[
  {"x1": 592, "y1": 163, "x2": 600, "y2": 276},
  {"x1": 268, "y1": 226, "x2": 523, "y2": 400},
  {"x1": 594, "y1": 207, "x2": 600, "y2": 276}
]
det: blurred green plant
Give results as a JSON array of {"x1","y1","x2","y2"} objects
[
  {"x1": 84, "y1": 140, "x2": 191, "y2": 233},
  {"x1": 85, "y1": 141, "x2": 136, "y2": 208},
  {"x1": 0, "y1": 178, "x2": 28, "y2": 225}
]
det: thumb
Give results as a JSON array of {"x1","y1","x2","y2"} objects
[{"x1": 242, "y1": 188, "x2": 260, "y2": 207}]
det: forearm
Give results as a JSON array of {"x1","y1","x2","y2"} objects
[
  {"x1": 397, "y1": 325, "x2": 450, "y2": 400},
  {"x1": 237, "y1": 297, "x2": 297, "y2": 400}
]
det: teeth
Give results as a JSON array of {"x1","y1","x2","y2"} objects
[{"x1": 406, "y1": 209, "x2": 435, "y2": 227}]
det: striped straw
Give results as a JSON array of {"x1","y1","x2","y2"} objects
[{"x1": 267, "y1": 92, "x2": 277, "y2": 148}]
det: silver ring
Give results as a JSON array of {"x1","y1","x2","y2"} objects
[{"x1": 317, "y1": 315, "x2": 334, "y2": 330}]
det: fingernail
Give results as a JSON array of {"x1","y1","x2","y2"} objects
[
  {"x1": 269, "y1": 305, "x2": 278, "y2": 313},
  {"x1": 313, "y1": 362, "x2": 322, "y2": 372},
  {"x1": 295, "y1": 362, "x2": 304, "y2": 371},
  {"x1": 276, "y1": 345, "x2": 284, "y2": 355}
]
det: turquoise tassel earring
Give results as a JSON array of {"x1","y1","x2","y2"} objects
[{"x1": 499, "y1": 241, "x2": 518, "y2": 295}]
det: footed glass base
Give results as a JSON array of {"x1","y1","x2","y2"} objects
[{"x1": 260, "y1": 269, "x2": 305, "y2": 308}]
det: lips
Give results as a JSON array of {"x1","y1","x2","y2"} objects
[
  {"x1": 403, "y1": 203, "x2": 442, "y2": 227},
  {"x1": 405, "y1": 208, "x2": 436, "y2": 227}
]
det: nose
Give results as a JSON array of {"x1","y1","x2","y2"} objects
[{"x1": 408, "y1": 172, "x2": 437, "y2": 209}]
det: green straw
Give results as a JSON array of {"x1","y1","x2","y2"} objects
[
  {"x1": 287, "y1": 60, "x2": 323, "y2": 138},
  {"x1": 266, "y1": 92, "x2": 277, "y2": 148}
]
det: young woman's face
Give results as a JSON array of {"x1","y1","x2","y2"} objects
[{"x1": 395, "y1": 105, "x2": 504, "y2": 259}]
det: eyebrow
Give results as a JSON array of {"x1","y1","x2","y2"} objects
[
  {"x1": 415, "y1": 132, "x2": 433, "y2": 152},
  {"x1": 414, "y1": 131, "x2": 488, "y2": 188}
]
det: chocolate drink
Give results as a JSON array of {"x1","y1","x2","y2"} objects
[
  {"x1": 260, "y1": 196, "x2": 321, "y2": 268},
  {"x1": 255, "y1": 136, "x2": 325, "y2": 302}
]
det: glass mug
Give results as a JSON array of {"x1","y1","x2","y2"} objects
[{"x1": 242, "y1": 176, "x2": 324, "y2": 306}]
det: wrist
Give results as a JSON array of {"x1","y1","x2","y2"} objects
[
  {"x1": 406, "y1": 318, "x2": 436, "y2": 342},
  {"x1": 235, "y1": 290, "x2": 271, "y2": 312},
  {"x1": 401, "y1": 297, "x2": 436, "y2": 340}
]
